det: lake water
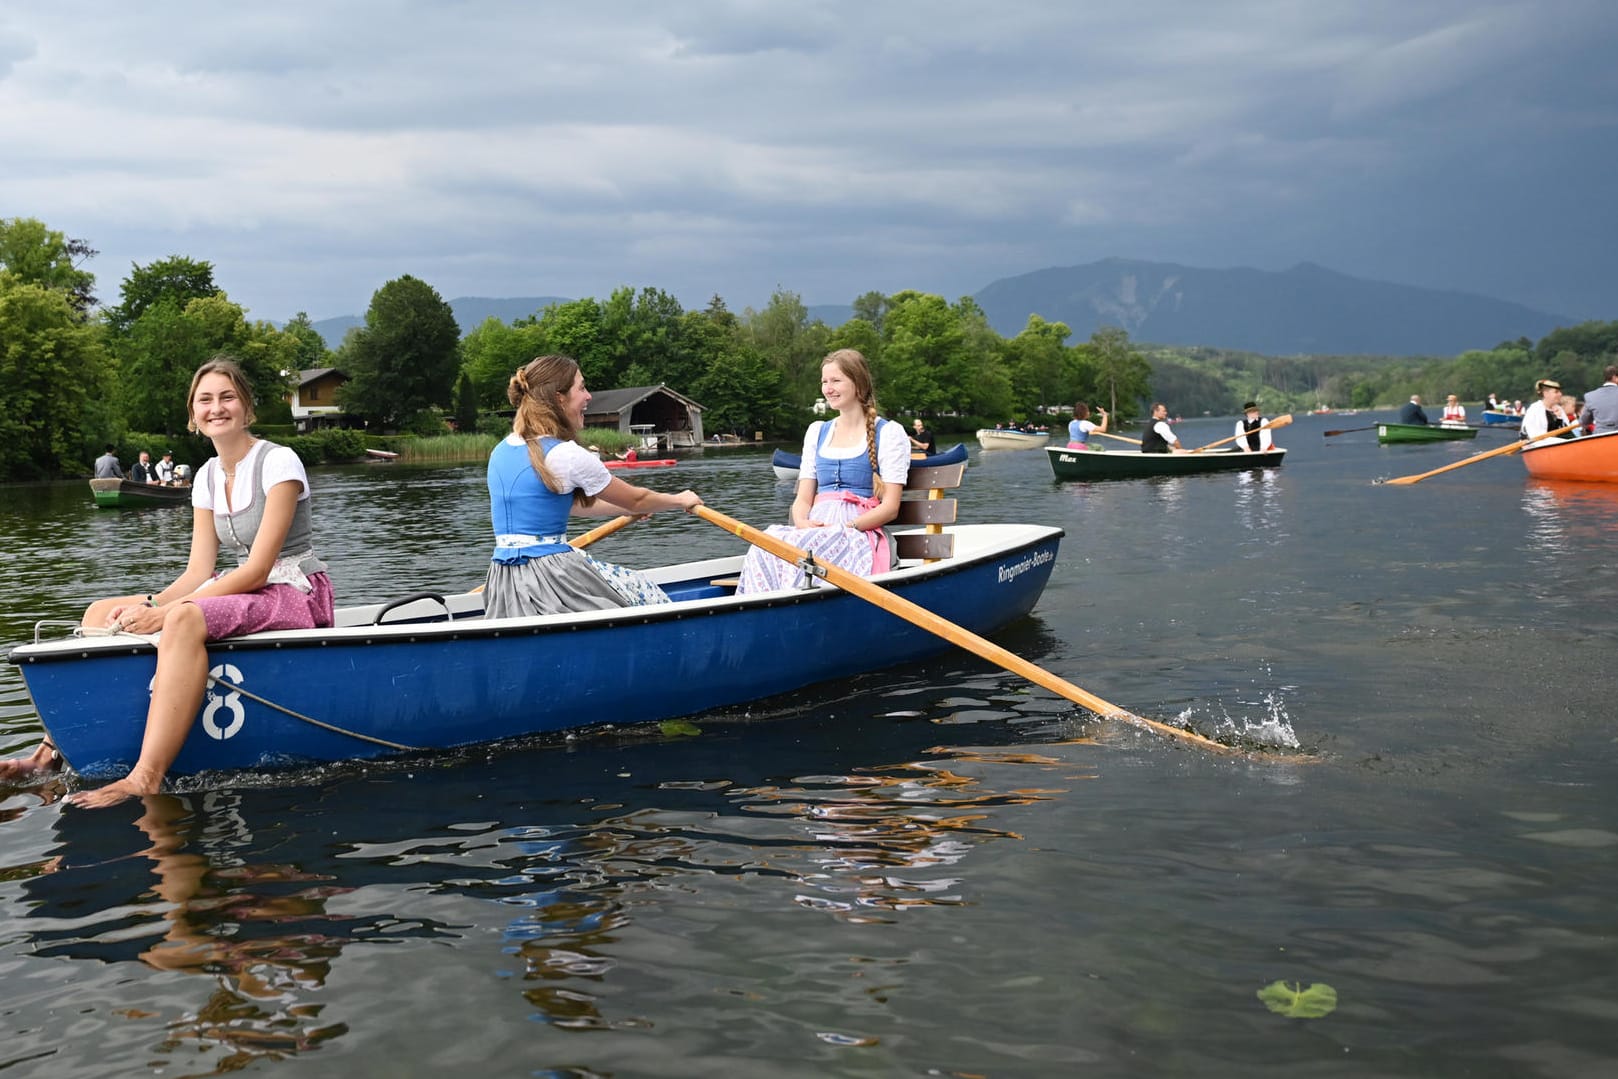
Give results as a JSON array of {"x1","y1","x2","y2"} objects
[{"x1": 3, "y1": 412, "x2": 1616, "y2": 1077}]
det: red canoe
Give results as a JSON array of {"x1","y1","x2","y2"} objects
[
  {"x1": 604, "y1": 458, "x2": 677, "y2": 470},
  {"x1": 1519, "y1": 430, "x2": 1618, "y2": 482}
]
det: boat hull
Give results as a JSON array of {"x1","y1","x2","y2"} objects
[
  {"x1": 9, "y1": 523, "x2": 1062, "y2": 779},
  {"x1": 1481, "y1": 411, "x2": 1518, "y2": 426},
  {"x1": 770, "y1": 442, "x2": 968, "y2": 481},
  {"x1": 976, "y1": 429, "x2": 1049, "y2": 450},
  {"x1": 1045, "y1": 446, "x2": 1286, "y2": 479},
  {"x1": 604, "y1": 458, "x2": 677, "y2": 469},
  {"x1": 771, "y1": 447, "x2": 800, "y2": 480},
  {"x1": 89, "y1": 478, "x2": 192, "y2": 508},
  {"x1": 1519, "y1": 430, "x2": 1618, "y2": 482},
  {"x1": 1376, "y1": 423, "x2": 1478, "y2": 444}
]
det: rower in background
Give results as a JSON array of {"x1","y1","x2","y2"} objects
[
  {"x1": 1520, "y1": 379, "x2": 1572, "y2": 441},
  {"x1": 1578, "y1": 364, "x2": 1618, "y2": 435},
  {"x1": 1398, "y1": 395, "x2": 1430, "y2": 425},
  {"x1": 1234, "y1": 402, "x2": 1274, "y2": 451}
]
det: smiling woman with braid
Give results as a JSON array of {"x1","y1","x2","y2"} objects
[{"x1": 736, "y1": 349, "x2": 910, "y2": 594}]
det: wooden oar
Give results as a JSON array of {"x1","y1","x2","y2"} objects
[
  {"x1": 1092, "y1": 430, "x2": 1144, "y2": 445},
  {"x1": 1381, "y1": 423, "x2": 1579, "y2": 485},
  {"x1": 1192, "y1": 414, "x2": 1293, "y2": 453},
  {"x1": 1322, "y1": 424, "x2": 1379, "y2": 437},
  {"x1": 692, "y1": 505, "x2": 1231, "y2": 753},
  {"x1": 471, "y1": 514, "x2": 637, "y2": 592},
  {"x1": 570, "y1": 514, "x2": 639, "y2": 548}
]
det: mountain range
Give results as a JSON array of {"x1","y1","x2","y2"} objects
[{"x1": 302, "y1": 260, "x2": 1573, "y2": 357}]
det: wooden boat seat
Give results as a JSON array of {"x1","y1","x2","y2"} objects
[
  {"x1": 891, "y1": 456, "x2": 967, "y2": 563},
  {"x1": 705, "y1": 450, "x2": 969, "y2": 589}
]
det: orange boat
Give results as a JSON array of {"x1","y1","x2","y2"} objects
[{"x1": 1519, "y1": 430, "x2": 1618, "y2": 482}]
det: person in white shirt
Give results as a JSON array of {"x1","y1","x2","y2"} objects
[
  {"x1": 1233, "y1": 402, "x2": 1274, "y2": 452},
  {"x1": 1140, "y1": 402, "x2": 1185, "y2": 453},
  {"x1": 1520, "y1": 379, "x2": 1573, "y2": 441},
  {"x1": 1441, "y1": 395, "x2": 1467, "y2": 424}
]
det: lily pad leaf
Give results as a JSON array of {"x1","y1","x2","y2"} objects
[
  {"x1": 659, "y1": 720, "x2": 702, "y2": 738},
  {"x1": 1257, "y1": 980, "x2": 1337, "y2": 1018}
]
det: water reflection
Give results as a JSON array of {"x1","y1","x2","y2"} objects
[
  {"x1": 4, "y1": 702, "x2": 1073, "y2": 1054},
  {"x1": 13, "y1": 793, "x2": 359, "y2": 1072},
  {"x1": 1232, "y1": 469, "x2": 1287, "y2": 557}
]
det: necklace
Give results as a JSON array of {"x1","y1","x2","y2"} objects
[{"x1": 219, "y1": 437, "x2": 255, "y2": 479}]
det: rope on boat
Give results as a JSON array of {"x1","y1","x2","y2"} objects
[{"x1": 213, "y1": 677, "x2": 423, "y2": 752}]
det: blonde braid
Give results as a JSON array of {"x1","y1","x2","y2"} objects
[{"x1": 864, "y1": 401, "x2": 884, "y2": 499}]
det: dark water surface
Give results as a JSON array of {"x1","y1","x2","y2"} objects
[{"x1": 3, "y1": 414, "x2": 1616, "y2": 1077}]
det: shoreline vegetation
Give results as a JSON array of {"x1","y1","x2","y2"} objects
[{"x1": 4, "y1": 215, "x2": 1615, "y2": 484}]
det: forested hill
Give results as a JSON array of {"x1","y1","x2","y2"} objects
[
  {"x1": 311, "y1": 295, "x2": 570, "y2": 347},
  {"x1": 972, "y1": 258, "x2": 1569, "y2": 356}
]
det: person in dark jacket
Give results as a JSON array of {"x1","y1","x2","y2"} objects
[{"x1": 1397, "y1": 395, "x2": 1430, "y2": 425}]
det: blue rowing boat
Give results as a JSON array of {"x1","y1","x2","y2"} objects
[
  {"x1": 7, "y1": 522, "x2": 1061, "y2": 779},
  {"x1": 771, "y1": 441, "x2": 968, "y2": 480}
]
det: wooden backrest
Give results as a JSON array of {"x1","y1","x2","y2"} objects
[{"x1": 893, "y1": 458, "x2": 966, "y2": 562}]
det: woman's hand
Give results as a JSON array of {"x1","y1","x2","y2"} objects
[{"x1": 109, "y1": 600, "x2": 166, "y2": 635}]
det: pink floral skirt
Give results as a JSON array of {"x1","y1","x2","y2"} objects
[{"x1": 193, "y1": 573, "x2": 335, "y2": 640}]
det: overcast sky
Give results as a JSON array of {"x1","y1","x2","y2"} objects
[{"x1": 4, "y1": 1, "x2": 1616, "y2": 326}]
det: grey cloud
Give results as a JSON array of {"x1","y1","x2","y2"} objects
[{"x1": 4, "y1": 1, "x2": 1615, "y2": 324}]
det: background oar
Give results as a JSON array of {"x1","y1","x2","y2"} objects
[
  {"x1": 471, "y1": 514, "x2": 637, "y2": 592},
  {"x1": 1380, "y1": 423, "x2": 1578, "y2": 485},
  {"x1": 1092, "y1": 430, "x2": 1144, "y2": 445},
  {"x1": 693, "y1": 505, "x2": 1231, "y2": 753},
  {"x1": 1323, "y1": 424, "x2": 1379, "y2": 437},
  {"x1": 1192, "y1": 414, "x2": 1293, "y2": 452}
]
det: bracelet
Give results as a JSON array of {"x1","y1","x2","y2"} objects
[{"x1": 144, "y1": 594, "x2": 156, "y2": 607}]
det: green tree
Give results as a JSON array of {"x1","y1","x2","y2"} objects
[
  {"x1": 460, "y1": 316, "x2": 549, "y2": 407},
  {"x1": 598, "y1": 286, "x2": 697, "y2": 390},
  {"x1": 281, "y1": 312, "x2": 333, "y2": 372},
  {"x1": 527, "y1": 298, "x2": 610, "y2": 385},
  {"x1": 878, "y1": 291, "x2": 1013, "y2": 420},
  {"x1": 746, "y1": 289, "x2": 830, "y2": 409},
  {"x1": 0, "y1": 218, "x2": 98, "y2": 315},
  {"x1": 107, "y1": 255, "x2": 219, "y2": 335},
  {"x1": 692, "y1": 341, "x2": 789, "y2": 437},
  {"x1": 0, "y1": 276, "x2": 115, "y2": 479},
  {"x1": 1003, "y1": 315, "x2": 1074, "y2": 416},
  {"x1": 116, "y1": 291, "x2": 296, "y2": 434},
  {"x1": 337, "y1": 275, "x2": 461, "y2": 430},
  {"x1": 851, "y1": 290, "x2": 888, "y2": 332},
  {"x1": 1085, "y1": 327, "x2": 1153, "y2": 421}
]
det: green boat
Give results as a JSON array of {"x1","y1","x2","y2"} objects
[
  {"x1": 89, "y1": 477, "x2": 192, "y2": 508},
  {"x1": 1376, "y1": 422, "x2": 1478, "y2": 444},
  {"x1": 1045, "y1": 445, "x2": 1286, "y2": 480}
]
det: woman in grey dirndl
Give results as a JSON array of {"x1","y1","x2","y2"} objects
[{"x1": 483, "y1": 354, "x2": 702, "y2": 619}]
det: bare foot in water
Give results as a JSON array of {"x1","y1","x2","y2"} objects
[{"x1": 0, "y1": 742, "x2": 62, "y2": 783}]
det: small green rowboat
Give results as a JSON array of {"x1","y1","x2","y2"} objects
[
  {"x1": 1376, "y1": 423, "x2": 1478, "y2": 445},
  {"x1": 1046, "y1": 445, "x2": 1286, "y2": 480},
  {"x1": 89, "y1": 478, "x2": 192, "y2": 508}
]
